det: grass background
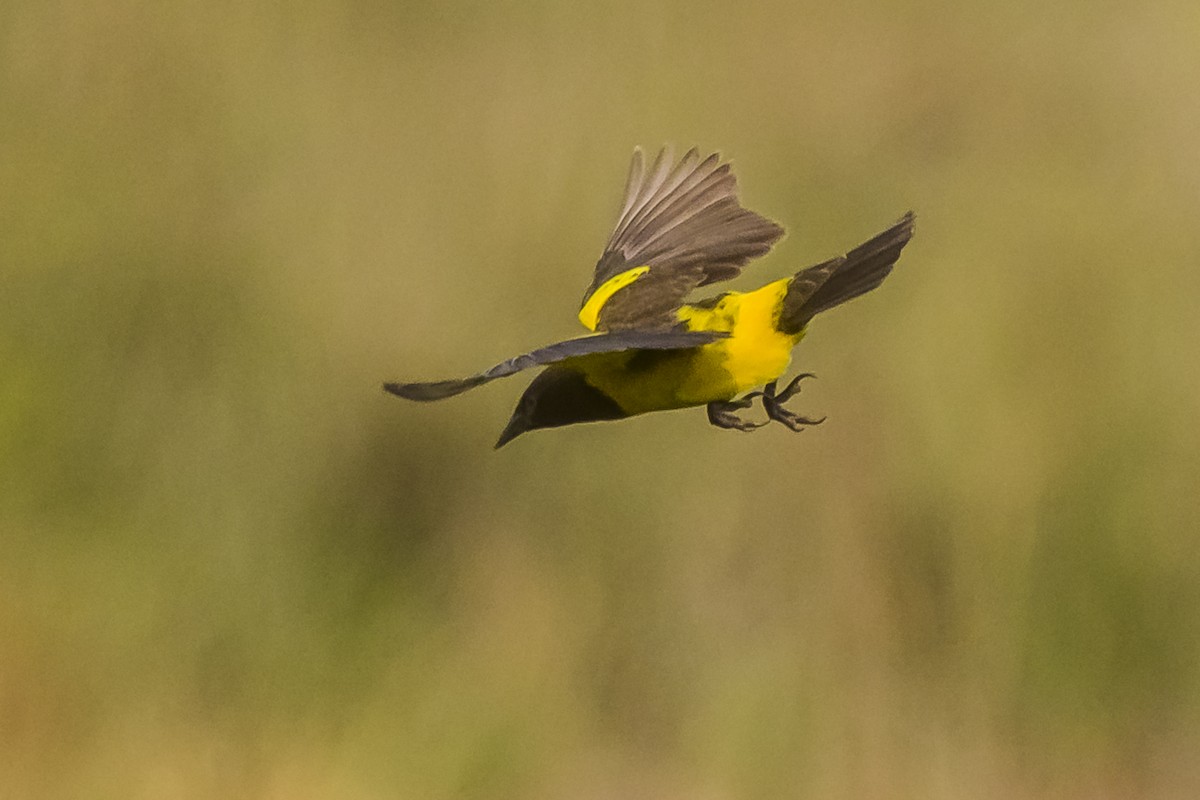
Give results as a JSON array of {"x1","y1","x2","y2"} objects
[{"x1": 4, "y1": 1, "x2": 1200, "y2": 797}]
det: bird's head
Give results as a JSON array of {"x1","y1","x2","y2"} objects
[{"x1": 495, "y1": 366, "x2": 626, "y2": 448}]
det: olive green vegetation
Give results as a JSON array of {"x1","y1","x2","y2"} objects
[{"x1": 3, "y1": 1, "x2": 1200, "y2": 797}]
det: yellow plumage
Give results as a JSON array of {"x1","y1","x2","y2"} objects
[{"x1": 574, "y1": 277, "x2": 802, "y2": 415}]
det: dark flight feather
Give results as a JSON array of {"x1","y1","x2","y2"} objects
[
  {"x1": 583, "y1": 147, "x2": 785, "y2": 331},
  {"x1": 779, "y1": 212, "x2": 915, "y2": 335},
  {"x1": 383, "y1": 329, "x2": 728, "y2": 401}
]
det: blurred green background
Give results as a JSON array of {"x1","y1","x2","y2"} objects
[{"x1": 4, "y1": 1, "x2": 1200, "y2": 797}]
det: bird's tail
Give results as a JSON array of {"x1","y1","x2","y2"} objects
[{"x1": 778, "y1": 211, "x2": 915, "y2": 335}]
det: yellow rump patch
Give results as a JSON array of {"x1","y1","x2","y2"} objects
[{"x1": 578, "y1": 266, "x2": 650, "y2": 331}]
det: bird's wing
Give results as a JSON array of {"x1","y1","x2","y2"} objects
[
  {"x1": 383, "y1": 329, "x2": 727, "y2": 401},
  {"x1": 578, "y1": 146, "x2": 785, "y2": 332}
]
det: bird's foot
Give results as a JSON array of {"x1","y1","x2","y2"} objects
[
  {"x1": 706, "y1": 396, "x2": 765, "y2": 432},
  {"x1": 760, "y1": 375, "x2": 826, "y2": 432}
]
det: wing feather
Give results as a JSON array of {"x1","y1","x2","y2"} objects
[
  {"x1": 383, "y1": 329, "x2": 727, "y2": 401},
  {"x1": 620, "y1": 158, "x2": 731, "y2": 256},
  {"x1": 584, "y1": 147, "x2": 784, "y2": 331},
  {"x1": 609, "y1": 148, "x2": 710, "y2": 254},
  {"x1": 609, "y1": 147, "x2": 647, "y2": 234},
  {"x1": 608, "y1": 146, "x2": 677, "y2": 253}
]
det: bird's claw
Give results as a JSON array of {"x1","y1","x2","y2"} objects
[
  {"x1": 707, "y1": 374, "x2": 825, "y2": 434},
  {"x1": 761, "y1": 375, "x2": 825, "y2": 432},
  {"x1": 706, "y1": 398, "x2": 765, "y2": 432}
]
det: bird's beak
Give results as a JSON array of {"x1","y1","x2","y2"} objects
[{"x1": 494, "y1": 413, "x2": 530, "y2": 449}]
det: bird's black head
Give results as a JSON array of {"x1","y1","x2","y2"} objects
[{"x1": 495, "y1": 366, "x2": 627, "y2": 448}]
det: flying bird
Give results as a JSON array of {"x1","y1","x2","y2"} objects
[{"x1": 385, "y1": 147, "x2": 914, "y2": 448}]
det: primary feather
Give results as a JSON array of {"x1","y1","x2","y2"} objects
[
  {"x1": 383, "y1": 329, "x2": 727, "y2": 401},
  {"x1": 582, "y1": 147, "x2": 785, "y2": 331}
]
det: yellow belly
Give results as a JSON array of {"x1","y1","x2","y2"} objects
[{"x1": 575, "y1": 279, "x2": 804, "y2": 415}]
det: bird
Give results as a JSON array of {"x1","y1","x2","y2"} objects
[{"x1": 384, "y1": 146, "x2": 914, "y2": 449}]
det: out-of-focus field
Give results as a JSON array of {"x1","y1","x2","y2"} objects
[{"x1": 4, "y1": 1, "x2": 1200, "y2": 797}]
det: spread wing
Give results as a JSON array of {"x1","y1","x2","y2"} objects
[
  {"x1": 578, "y1": 146, "x2": 785, "y2": 332},
  {"x1": 383, "y1": 329, "x2": 727, "y2": 401}
]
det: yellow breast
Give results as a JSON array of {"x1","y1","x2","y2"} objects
[
  {"x1": 675, "y1": 278, "x2": 802, "y2": 399},
  {"x1": 574, "y1": 279, "x2": 803, "y2": 415}
]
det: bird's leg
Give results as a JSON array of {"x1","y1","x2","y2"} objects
[
  {"x1": 760, "y1": 375, "x2": 826, "y2": 432},
  {"x1": 707, "y1": 395, "x2": 765, "y2": 432}
]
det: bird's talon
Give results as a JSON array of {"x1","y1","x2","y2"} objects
[
  {"x1": 758, "y1": 374, "x2": 825, "y2": 432},
  {"x1": 707, "y1": 400, "x2": 766, "y2": 432}
]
